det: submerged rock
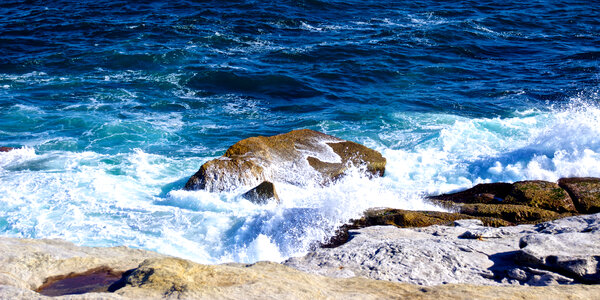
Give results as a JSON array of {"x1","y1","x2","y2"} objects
[
  {"x1": 242, "y1": 181, "x2": 279, "y2": 204},
  {"x1": 558, "y1": 177, "x2": 600, "y2": 213},
  {"x1": 184, "y1": 129, "x2": 386, "y2": 193}
]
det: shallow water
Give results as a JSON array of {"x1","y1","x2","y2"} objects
[{"x1": 1, "y1": 0, "x2": 599, "y2": 263}]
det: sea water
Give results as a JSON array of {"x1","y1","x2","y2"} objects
[{"x1": 1, "y1": 0, "x2": 599, "y2": 263}]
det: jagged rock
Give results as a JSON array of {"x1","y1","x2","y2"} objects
[
  {"x1": 504, "y1": 181, "x2": 576, "y2": 213},
  {"x1": 0, "y1": 147, "x2": 14, "y2": 152},
  {"x1": 184, "y1": 129, "x2": 386, "y2": 192},
  {"x1": 287, "y1": 213, "x2": 600, "y2": 287},
  {"x1": 517, "y1": 232, "x2": 600, "y2": 283},
  {"x1": 558, "y1": 177, "x2": 600, "y2": 213},
  {"x1": 242, "y1": 181, "x2": 279, "y2": 204}
]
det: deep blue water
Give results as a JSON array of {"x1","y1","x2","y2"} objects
[{"x1": 1, "y1": 1, "x2": 599, "y2": 263}]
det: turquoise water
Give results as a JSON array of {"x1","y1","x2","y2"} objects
[{"x1": 1, "y1": 0, "x2": 599, "y2": 263}]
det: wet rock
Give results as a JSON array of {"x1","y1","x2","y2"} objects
[
  {"x1": 453, "y1": 203, "x2": 561, "y2": 224},
  {"x1": 352, "y1": 208, "x2": 511, "y2": 228},
  {"x1": 242, "y1": 181, "x2": 279, "y2": 204},
  {"x1": 517, "y1": 232, "x2": 600, "y2": 283},
  {"x1": 558, "y1": 177, "x2": 600, "y2": 213},
  {"x1": 36, "y1": 266, "x2": 123, "y2": 296},
  {"x1": 428, "y1": 183, "x2": 513, "y2": 205},
  {"x1": 427, "y1": 182, "x2": 571, "y2": 225},
  {"x1": 184, "y1": 129, "x2": 386, "y2": 192},
  {"x1": 504, "y1": 181, "x2": 576, "y2": 213},
  {"x1": 0, "y1": 147, "x2": 14, "y2": 152}
]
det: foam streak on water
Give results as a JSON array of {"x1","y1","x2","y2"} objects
[{"x1": 1, "y1": 0, "x2": 599, "y2": 263}]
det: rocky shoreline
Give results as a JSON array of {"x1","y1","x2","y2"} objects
[
  {"x1": 1, "y1": 227, "x2": 599, "y2": 299},
  {"x1": 2, "y1": 131, "x2": 600, "y2": 299}
]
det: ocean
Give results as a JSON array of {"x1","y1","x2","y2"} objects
[{"x1": 1, "y1": 0, "x2": 599, "y2": 263}]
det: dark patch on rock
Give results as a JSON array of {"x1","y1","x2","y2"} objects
[
  {"x1": 558, "y1": 177, "x2": 600, "y2": 214},
  {"x1": 428, "y1": 183, "x2": 512, "y2": 205},
  {"x1": 242, "y1": 181, "x2": 279, "y2": 204},
  {"x1": 0, "y1": 147, "x2": 14, "y2": 152},
  {"x1": 184, "y1": 129, "x2": 386, "y2": 192},
  {"x1": 504, "y1": 181, "x2": 576, "y2": 213},
  {"x1": 36, "y1": 266, "x2": 124, "y2": 296}
]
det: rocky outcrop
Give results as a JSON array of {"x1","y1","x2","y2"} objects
[
  {"x1": 0, "y1": 147, "x2": 14, "y2": 152},
  {"x1": 504, "y1": 181, "x2": 576, "y2": 213},
  {"x1": 558, "y1": 177, "x2": 600, "y2": 213},
  {"x1": 286, "y1": 213, "x2": 600, "y2": 287},
  {"x1": 1, "y1": 236, "x2": 600, "y2": 299},
  {"x1": 184, "y1": 129, "x2": 386, "y2": 196},
  {"x1": 425, "y1": 179, "x2": 589, "y2": 226}
]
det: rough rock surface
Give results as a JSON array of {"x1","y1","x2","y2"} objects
[
  {"x1": 1, "y1": 237, "x2": 600, "y2": 299},
  {"x1": 426, "y1": 179, "x2": 587, "y2": 225},
  {"x1": 286, "y1": 213, "x2": 600, "y2": 287},
  {"x1": 558, "y1": 177, "x2": 600, "y2": 213},
  {"x1": 505, "y1": 180, "x2": 576, "y2": 213},
  {"x1": 184, "y1": 129, "x2": 386, "y2": 192}
]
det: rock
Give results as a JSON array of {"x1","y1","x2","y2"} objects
[
  {"x1": 0, "y1": 147, "x2": 14, "y2": 152},
  {"x1": 558, "y1": 177, "x2": 600, "y2": 213},
  {"x1": 427, "y1": 182, "x2": 573, "y2": 225},
  {"x1": 287, "y1": 213, "x2": 600, "y2": 286},
  {"x1": 352, "y1": 208, "x2": 511, "y2": 228},
  {"x1": 184, "y1": 129, "x2": 386, "y2": 192},
  {"x1": 454, "y1": 203, "x2": 561, "y2": 224},
  {"x1": 285, "y1": 224, "x2": 523, "y2": 285},
  {"x1": 241, "y1": 181, "x2": 279, "y2": 204},
  {"x1": 517, "y1": 232, "x2": 600, "y2": 283},
  {"x1": 428, "y1": 183, "x2": 513, "y2": 205},
  {"x1": 2, "y1": 234, "x2": 600, "y2": 299},
  {"x1": 504, "y1": 181, "x2": 576, "y2": 213}
]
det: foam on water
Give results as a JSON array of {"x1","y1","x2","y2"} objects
[{"x1": 2, "y1": 100, "x2": 600, "y2": 264}]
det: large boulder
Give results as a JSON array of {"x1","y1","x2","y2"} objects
[
  {"x1": 558, "y1": 177, "x2": 600, "y2": 213},
  {"x1": 184, "y1": 129, "x2": 386, "y2": 193}
]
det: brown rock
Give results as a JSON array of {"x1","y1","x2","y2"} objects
[
  {"x1": 352, "y1": 208, "x2": 511, "y2": 228},
  {"x1": 454, "y1": 203, "x2": 562, "y2": 224},
  {"x1": 504, "y1": 181, "x2": 576, "y2": 213},
  {"x1": 0, "y1": 147, "x2": 14, "y2": 152},
  {"x1": 242, "y1": 181, "x2": 279, "y2": 204},
  {"x1": 185, "y1": 129, "x2": 386, "y2": 192},
  {"x1": 558, "y1": 177, "x2": 600, "y2": 213}
]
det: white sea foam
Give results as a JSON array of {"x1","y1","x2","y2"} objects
[{"x1": 1, "y1": 100, "x2": 600, "y2": 264}]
